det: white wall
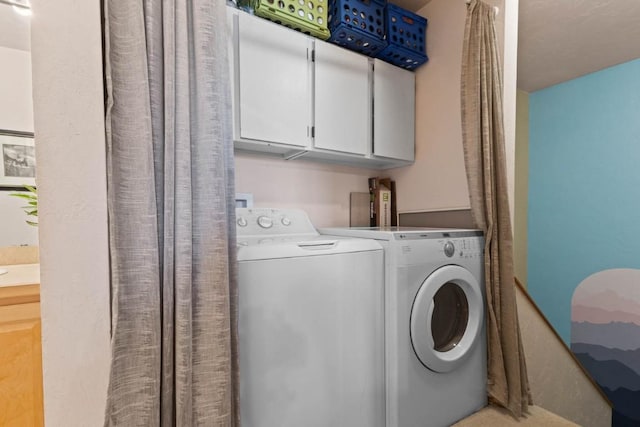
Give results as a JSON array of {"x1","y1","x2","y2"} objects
[
  {"x1": 0, "y1": 191, "x2": 38, "y2": 246},
  {"x1": 0, "y1": 45, "x2": 37, "y2": 248},
  {"x1": 387, "y1": 0, "x2": 511, "y2": 217},
  {"x1": 516, "y1": 285, "x2": 611, "y2": 426},
  {"x1": 235, "y1": 152, "x2": 377, "y2": 227},
  {"x1": 0, "y1": 46, "x2": 33, "y2": 133},
  {"x1": 503, "y1": 0, "x2": 519, "y2": 227},
  {"x1": 387, "y1": 0, "x2": 470, "y2": 213},
  {"x1": 514, "y1": 89, "x2": 529, "y2": 283},
  {"x1": 31, "y1": 0, "x2": 111, "y2": 425}
]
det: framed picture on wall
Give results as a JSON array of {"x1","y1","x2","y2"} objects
[{"x1": 0, "y1": 130, "x2": 36, "y2": 188}]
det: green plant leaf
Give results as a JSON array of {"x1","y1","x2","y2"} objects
[
  {"x1": 10, "y1": 193, "x2": 35, "y2": 200},
  {"x1": 9, "y1": 186, "x2": 38, "y2": 227}
]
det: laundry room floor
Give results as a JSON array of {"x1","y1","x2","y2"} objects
[{"x1": 452, "y1": 404, "x2": 579, "y2": 426}]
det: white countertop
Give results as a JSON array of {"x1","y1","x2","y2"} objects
[{"x1": 0, "y1": 263, "x2": 40, "y2": 288}]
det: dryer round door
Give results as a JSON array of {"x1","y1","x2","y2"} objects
[{"x1": 410, "y1": 265, "x2": 484, "y2": 373}]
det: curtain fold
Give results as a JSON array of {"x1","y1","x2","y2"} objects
[
  {"x1": 460, "y1": 0, "x2": 531, "y2": 418},
  {"x1": 103, "y1": 0, "x2": 238, "y2": 425}
]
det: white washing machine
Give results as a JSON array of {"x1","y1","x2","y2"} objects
[
  {"x1": 320, "y1": 227, "x2": 487, "y2": 427},
  {"x1": 236, "y1": 209, "x2": 385, "y2": 427}
]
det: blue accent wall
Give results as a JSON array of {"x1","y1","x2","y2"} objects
[{"x1": 528, "y1": 58, "x2": 640, "y2": 343}]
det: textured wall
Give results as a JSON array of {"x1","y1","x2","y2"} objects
[
  {"x1": 528, "y1": 57, "x2": 640, "y2": 342},
  {"x1": 31, "y1": 0, "x2": 111, "y2": 425},
  {"x1": 514, "y1": 90, "x2": 529, "y2": 284},
  {"x1": 387, "y1": 0, "x2": 470, "y2": 213},
  {"x1": 387, "y1": 0, "x2": 513, "y2": 217},
  {"x1": 0, "y1": 46, "x2": 33, "y2": 133},
  {"x1": 0, "y1": 191, "x2": 38, "y2": 247},
  {"x1": 235, "y1": 153, "x2": 377, "y2": 227},
  {"x1": 0, "y1": 46, "x2": 37, "y2": 248},
  {"x1": 518, "y1": 0, "x2": 640, "y2": 92},
  {"x1": 516, "y1": 286, "x2": 611, "y2": 427},
  {"x1": 528, "y1": 58, "x2": 640, "y2": 427}
]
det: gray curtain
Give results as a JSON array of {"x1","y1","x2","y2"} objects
[
  {"x1": 103, "y1": 0, "x2": 238, "y2": 425},
  {"x1": 461, "y1": 0, "x2": 531, "y2": 418}
]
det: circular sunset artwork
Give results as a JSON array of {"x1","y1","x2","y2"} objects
[{"x1": 571, "y1": 269, "x2": 640, "y2": 426}]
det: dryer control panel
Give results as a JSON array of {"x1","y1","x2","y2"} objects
[
  {"x1": 442, "y1": 237, "x2": 484, "y2": 260},
  {"x1": 236, "y1": 208, "x2": 318, "y2": 237},
  {"x1": 396, "y1": 236, "x2": 484, "y2": 266}
]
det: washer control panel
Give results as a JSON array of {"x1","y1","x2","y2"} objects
[
  {"x1": 236, "y1": 208, "x2": 317, "y2": 237},
  {"x1": 257, "y1": 215, "x2": 273, "y2": 229}
]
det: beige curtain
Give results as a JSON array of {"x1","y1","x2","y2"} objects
[
  {"x1": 461, "y1": 0, "x2": 531, "y2": 418},
  {"x1": 103, "y1": 0, "x2": 239, "y2": 425}
]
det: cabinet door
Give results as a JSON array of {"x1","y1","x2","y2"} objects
[
  {"x1": 373, "y1": 59, "x2": 415, "y2": 161},
  {"x1": 314, "y1": 40, "x2": 370, "y2": 155},
  {"x1": 0, "y1": 303, "x2": 43, "y2": 427},
  {"x1": 237, "y1": 13, "x2": 311, "y2": 148}
]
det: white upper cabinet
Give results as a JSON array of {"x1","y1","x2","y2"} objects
[
  {"x1": 373, "y1": 59, "x2": 415, "y2": 162},
  {"x1": 237, "y1": 12, "x2": 311, "y2": 148},
  {"x1": 229, "y1": 8, "x2": 415, "y2": 168},
  {"x1": 314, "y1": 40, "x2": 370, "y2": 156}
]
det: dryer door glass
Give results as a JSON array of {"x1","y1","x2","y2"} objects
[
  {"x1": 410, "y1": 265, "x2": 484, "y2": 373},
  {"x1": 431, "y1": 282, "x2": 469, "y2": 352}
]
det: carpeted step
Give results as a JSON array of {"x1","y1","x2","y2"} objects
[{"x1": 452, "y1": 404, "x2": 579, "y2": 426}]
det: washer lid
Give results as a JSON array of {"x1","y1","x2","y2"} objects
[
  {"x1": 410, "y1": 265, "x2": 484, "y2": 373},
  {"x1": 237, "y1": 235, "x2": 382, "y2": 261}
]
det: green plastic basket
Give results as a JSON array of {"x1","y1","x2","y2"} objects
[{"x1": 249, "y1": 0, "x2": 331, "y2": 40}]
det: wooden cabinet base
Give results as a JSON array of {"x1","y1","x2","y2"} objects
[{"x1": 0, "y1": 300, "x2": 43, "y2": 427}]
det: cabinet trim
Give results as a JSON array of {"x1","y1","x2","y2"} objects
[
  {"x1": 0, "y1": 284, "x2": 40, "y2": 307},
  {"x1": 0, "y1": 301, "x2": 41, "y2": 326}
]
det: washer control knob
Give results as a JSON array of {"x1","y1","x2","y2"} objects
[
  {"x1": 257, "y1": 216, "x2": 273, "y2": 229},
  {"x1": 281, "y1": 217, "x2": 292, "y2": 226},
  {"x1": 444, "y1": 241, "x2": 455, "y2": 257},
  {"x1": 237, "y1": 217, "x2": 248, "y2": 227}
]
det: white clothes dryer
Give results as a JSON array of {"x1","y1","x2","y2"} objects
[
  {"x1": 320, "y1": 227, "x2": 487, "y2": 427},
  {"x1": 237, "y1": 209, "x2": 385, "y2": 427}
]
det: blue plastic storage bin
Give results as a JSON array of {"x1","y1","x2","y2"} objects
[
  {"x1": 376, "y1": 3, "x2": 427, "y2": 70},
  {"x1": 327, "y1": 0, "x2": 388, "y2": 57}
]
